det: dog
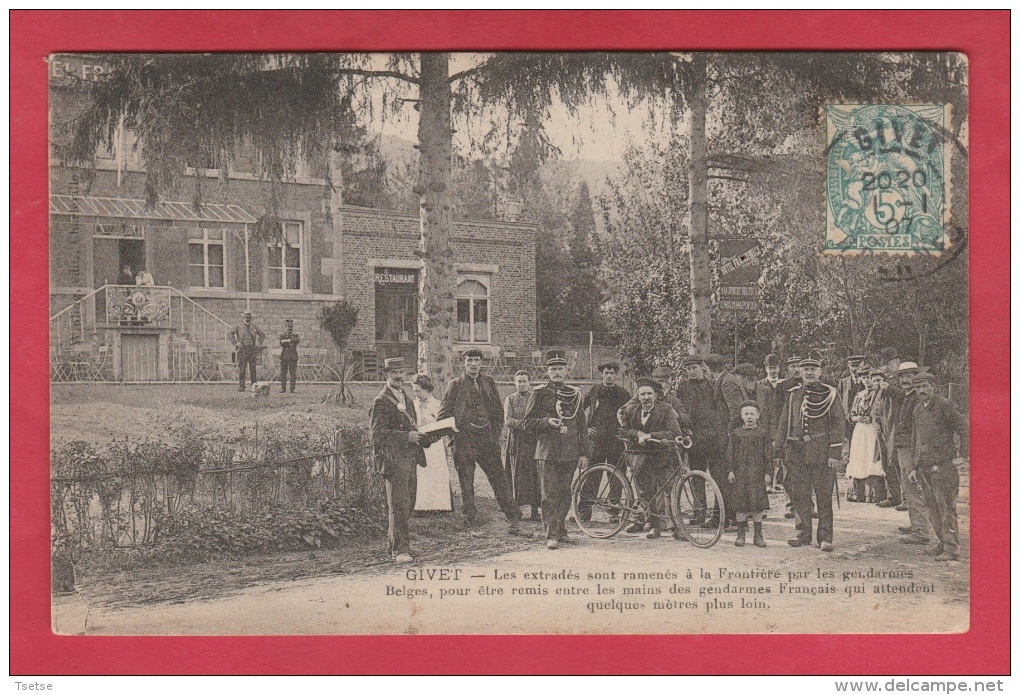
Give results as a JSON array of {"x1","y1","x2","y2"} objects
[{"x1": 250, "y1": 381, "x2": 272, "y2": 398}]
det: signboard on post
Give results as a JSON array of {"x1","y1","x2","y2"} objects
[{"x1": 716, "y1": 239, "x2": 762, "y2": 314}]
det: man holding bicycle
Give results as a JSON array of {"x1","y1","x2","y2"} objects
[{"x1": 618, "y1": 378, "x2": 683, "y2": 540}]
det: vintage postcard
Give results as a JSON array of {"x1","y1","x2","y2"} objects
[{"x1": 46, "y1": 49, "x2": 972, "y2": 639}]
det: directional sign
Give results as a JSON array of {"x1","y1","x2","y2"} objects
[{"x1": 717, "y1": 239, "x2": 762, "y2": 314}]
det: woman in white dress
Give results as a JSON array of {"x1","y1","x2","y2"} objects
[
  {"x1": 846, "y1": 369, "x2": 886, "y2": 503},
  {"x1": 410, "y1": 374, "x2": 453, "y2": 512}
]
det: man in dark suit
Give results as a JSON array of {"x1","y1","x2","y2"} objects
[
  {"x1": 369, "y1": 358, "x2": 427, "y2": 563},
  {"x1": 438, "y1": 348, "x2": 528, "y2": 536},
  {"x1": 774, "y1": 356, "x2": 846, "y2": 552},
  {"x1": 676, "y1": 355, "x2": 728, "y2": 528},
  {"x1": 278, "y1": 319, "x2": 300, "y2": 393},
  {"x1": 576, "y1": 361, "x2": 632, "y2": 522},
  {"x1": 618, "y1": 378, "x2": 682, "y2": 540}
]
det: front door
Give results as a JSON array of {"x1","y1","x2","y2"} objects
[{"x1": 374, "y1": 268, "x2": 418, "y2": 367}]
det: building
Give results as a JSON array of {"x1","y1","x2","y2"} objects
[{"x1": 48, "y1": 55, "x2": 537, "y2": 383}]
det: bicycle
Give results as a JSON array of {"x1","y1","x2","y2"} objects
[{"x1": 571, "y1": 435, "x2": 725, "y2": 548}]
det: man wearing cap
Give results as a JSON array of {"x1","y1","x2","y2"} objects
[
  {"x1": 369, "y1": 358, "x2": 427, "y2": 563},
  {"x1": 759, "y1": 355, "x2": 784, "y2": 490},
  {"x1": 722, "y1": 363, "x2": 768, "y2": 432},
  {"x1": 618, "y1": 378, "x2": 682, "y2": 539},
  {"x1": 779, "y1": 356, "x2": 803, "y2": 396},
  {"x1": 577, "y1": 362, "x2": 632, "y2": 523},
  {"x1": 278, "y1": 319, "x2": 300, "y2": 393},
  {"x1": 890, "y1": 362, "x2": 934, "y2": 542},
  {"x1": 524, "y1": 356, "x2": 590, "y2": 549},
  {"x1": 870, "y1": 367, "x2": 903, "y2": 508},
  {"x1": 228, "y1": 310, "x2": 265, "y2": 392},
  {"x1": 774, "y1": 355, "x2": 846, "y2": 551},
  {"x1": 676, "y1": 355, "x2": 728, "y2": 527},
  {"x1": 438, "y1": 348, "x2": 528, "y2": 536},
  {"x1": 839, "y1": 355, "x2": 867, "y2": 423},
  {"x1": 906, "y1": 371, "x2": 969, "y2": 562},
  {"x1": 650, "y1": 365, "x2": 687, "y2": 417}
]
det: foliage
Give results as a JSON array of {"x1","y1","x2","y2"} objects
[
  {"x1": 50, "y1": 417, "x2": 385, "y2": 571},
  {"x1": 598, "y1": 134, "x2": 692, "y2": 373},
  {"x1": 158, "y1": 500, "x2": 382, "y2": 560},
  {"x1": 319, "y1": 300, "x2": 359, "y2": 405}
]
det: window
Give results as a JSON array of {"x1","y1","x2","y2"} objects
[
  {"x1": 267, "y1": 221, "x2": 303, "y2": 291},
  {"x1": 456, "y1": 275, "x2": 490, "y2": 343},
  {"x1": 188, "y1": 228, "x2": 225, "y2": 288}
]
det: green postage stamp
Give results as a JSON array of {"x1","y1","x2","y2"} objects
[{"x1": 824, "y1": 103, "x2": 952, "y2": 254}]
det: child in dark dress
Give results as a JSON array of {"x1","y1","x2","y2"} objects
[{"x1": 726, "y1": 401, "x2": 772, "y2": 548}]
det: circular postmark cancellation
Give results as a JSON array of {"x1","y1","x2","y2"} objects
[{"x1": 824, "y1": 104, "x2": 952, "y2": 255}]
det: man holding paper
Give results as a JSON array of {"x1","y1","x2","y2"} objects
[{"x1": 369, "y1": 357, "x2": 428, "y2": 563}]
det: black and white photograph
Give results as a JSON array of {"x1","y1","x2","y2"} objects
[{"x1": 48, "y1": 50, "x2": 970, "y2": 635}]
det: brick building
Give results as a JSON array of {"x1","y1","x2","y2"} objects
[{"x1": 48, "y1": 55, "x2": 537, "y2": 382}]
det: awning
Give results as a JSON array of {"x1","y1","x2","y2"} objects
[{"x1": 49, "y1": 195, "x2": 258, "y2": 224}]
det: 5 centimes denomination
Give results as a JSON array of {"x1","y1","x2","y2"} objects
[{"x1": 824, "y1": 104, "x2": 952, "y2": 255}]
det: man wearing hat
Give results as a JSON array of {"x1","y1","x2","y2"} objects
[
  {"x1": 228, "y1": 310, "x2": 265, "y2": 392},
  {"x1": 906, "y1": 371, "x2": 969, "y2": 562},
  {"x1": 890, "y1": 362, "x2": 934, "y2": 541},
  {"x1": 438, "y1": 348, "x2": 528, "y2": 536},
  {"x1": 278, "y1": 319, "x2": 301, "y2": 393},
  {"x1": 523, "y1": 356, "x2": 590, "y2": 549},
  {"x1": 577, "y1": 361, "x2": 632, "y2": 523},
  {"x1": 617, "y1": 378, "x2": 682, "y2": 539},
  {"x1": 369, "y1": 358, "x2": 427, "y2": 563},
  {"x1": 774, "y1": 355, "x2": 846, "y2": 551},
  {"x1": 676, "y1": 355, "x2": 728, "y2": 527},
  {"x1": 880, "y1": 347, "x2": 901, "y2": 374}
]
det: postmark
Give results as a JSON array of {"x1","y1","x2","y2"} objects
[{"x1": 824, "y1": 104, "x2": 952, "y2": 255}]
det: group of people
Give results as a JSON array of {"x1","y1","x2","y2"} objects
[
  {"x1": 367, "y1": 345, "x2": 967, "y2": 565},
  {"x1": 226, "y1": 310, "x2": 301, "y2": 393},
  {"x1": 117, "y1": 263, "x2": 155, "y2": 287}
]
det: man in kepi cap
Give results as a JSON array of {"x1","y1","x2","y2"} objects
[
  {"x1": 905, "y1": 371, "x2": 969, "y2": 562},
  {"x1": 228, "y1": 310, "x2": 265, "y2": 392},
  {"x1": 774, "y1": 354, "x2": 845, "y2": 551},
  {"x1": 369, "y1": 358, "x2": 428, "y2": 563},
  {"x1": 524, "y1": 356, "x2": 590, "y2": 549},
  {"x1": 438, "y1": 348, "x2": 529, "y2": 537}
]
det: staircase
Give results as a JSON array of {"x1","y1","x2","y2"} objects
[{"x1": 50, "y1": 285, "x2": 235, "y2": 382}]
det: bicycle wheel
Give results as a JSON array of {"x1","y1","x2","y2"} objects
[
  {"x1": 571, "y1": 464, "x2": 633, "y2": 538},
  {"x1": 671, "y1": 470, "x2": 725, "y2": 548}
]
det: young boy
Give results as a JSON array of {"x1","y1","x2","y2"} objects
[{"x1": 727, "y1": 401, "x2": 772, "y2": 548}]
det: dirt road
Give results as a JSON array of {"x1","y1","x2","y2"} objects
[{"x1": 60, "y1": 485, "x2": 969, "y2": 636}]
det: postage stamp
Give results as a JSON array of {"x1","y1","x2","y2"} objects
[{"x1": 824, "y1": 104, "x2": 952, "y2": 254}]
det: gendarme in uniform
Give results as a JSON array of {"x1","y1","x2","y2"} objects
[{"x1": 524, "y1": 356, "x2": 590, "y2": 549}]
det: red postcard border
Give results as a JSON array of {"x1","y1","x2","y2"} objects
[{"x1": 11, "y1": 10, "x2": 1009, "y2": 675}]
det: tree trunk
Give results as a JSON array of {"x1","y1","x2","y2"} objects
[
  {"x1": 416, "y1": 54, "x2": 456, "y2": 388},
  {"x1": 326, "y1": 147, "x2": 345, "y2": 296},
  {"x1": 688, "y1": 54, "x2": 712, "y2": 354}
]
